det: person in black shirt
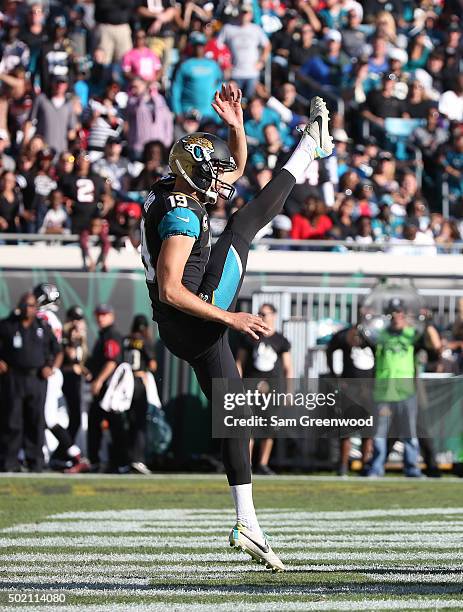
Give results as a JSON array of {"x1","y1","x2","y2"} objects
[
  {"x1": 0, "y1": 292, "x2": 60, "y2": 472},
  {"x1": 362, "y1": 76, "x2": 404, "y2": 128},
  {"x1": 0, "y1": 170, "x2": 21, "y2": 233},
  {"x1": 61, "y1": 305, "x2": 88, "y2": 447},
  {"x1": 60, "y1": 152, "x2": 107, "y2": 234},
  {"x1": 402, "y1": 80, "x2": 434, "y2": 119},
  {"x1": 326, "y1": 325, "x2": 375, "y2": 475},
  {"x1": 123, "y1": 314, "x2": 157, "y2": 474},
  {"x1": 289, "y1": 24, "x2": 318, "y2": 70},
  {"x1": 85, "y1": 303, "x2": 124, "y2": 472},
  {"x1": 236, "y1": 303, "x2": 293, "y2": 475}
]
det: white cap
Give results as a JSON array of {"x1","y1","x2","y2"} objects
[
  {"x1": 345, "y1": 0, "x2": 363, "y2": 20},
  {"x1": 333, "y1": 128, "x2": 350, "y2": 143},
  {"x1": 324, "y1": 29, "x2": 342, "y2": 43},
  {"x1": 389, "y1": 48, "x2": 408, "y2": 64},
  {"x1": 272, "y1": 214, "x2": 292, "y2": 231}
]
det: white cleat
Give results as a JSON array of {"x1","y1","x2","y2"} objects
[
  {"x1": 303, "y1": 96, "x2": 334, "y2": 159},
  {"x1": 229, "y1": 522, "x2": 285, "y2": 573}
]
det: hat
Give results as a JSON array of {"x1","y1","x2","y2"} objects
[
  {"x1": 53, "y1": 14, "x2": 67, "y2": 29},
  {"x1": 386, "y1": 297, "x2": 406, "y2": 314},
  {"x1": 272, "y1": 214, "x2": 292, "y2": 231},
  {"x1": 333, "y1": 128, "x2": 350, "y2": 143},
  {"x1": 189, "y1": 31, "x2": 207, "y2": 46},
  {"x1": 240, "y1": 2, "x2": 253, "y2": 12},
  {"x1": 132, "y1": 314, "x2": 149, "y2": 331},
  {"x1": 324, "y1": 29, "x2": 342, "y2": 43},
  {"x1": 106, "y1": 135, "x2": 122, "y2": 146},
  {"x1": 389, "y1": 48, "x2": 408, "y2": 64},
  {"x1": 53, "y1": 73, "x2": 69, "y2": 83},
  {"x1": 379, "y1": 151, "x2": 393, "y2": 161},
  {"x1": 353, "y1": 144, "x2": 366, "y2": 156},
  {"x1": 67, "y1": 305, "x2": 84, "y2": 321},
  {"x1": 364, "y1": 135, "x2": 378, "y2": 147},
  {"x1": 37, "y1": 147, "x2": 55, "y2": 161},
  {"x1": 184, "y1": 109, "x2": 201, "y2": 122},
  {"x1": 94, "y1": 303, "x2": 114, "y2": 315}
]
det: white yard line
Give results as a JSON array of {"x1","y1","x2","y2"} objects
[
  {"x1": 48, "y1": 507, "x2": 463, "y2": 520},
  {"x1": 2, "y1": 551, "x2": 463, "y2": 563}
]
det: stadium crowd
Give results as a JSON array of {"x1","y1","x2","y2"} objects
[{"x1": 0, "y1": 0, "x2": 462, "y2": 267}]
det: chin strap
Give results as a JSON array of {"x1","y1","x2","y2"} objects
[{"x1": 174, "y1": 159, "x2": 217, "y2": 204}]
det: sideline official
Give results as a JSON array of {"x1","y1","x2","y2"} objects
[
  {"x1": 86, "y1": 303, "x2": 124, "y2": 472},
  {"x1": 0, "y1": 293, "x2": 60, "y2": 472}
]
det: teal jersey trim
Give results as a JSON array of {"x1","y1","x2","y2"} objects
[
  {"x1": 212, "y1": 245, "x2": 243, "y2": 310},
  {"x1": 158, "y1": 207, "x2": 200, "y2": 240}
]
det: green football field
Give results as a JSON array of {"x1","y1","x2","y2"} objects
[{"x1": 1, "y1": 474, "x2": 462, "y2": 611}]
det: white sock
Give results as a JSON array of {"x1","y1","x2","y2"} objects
[
  {"x1": 282, "y1": 134, "x2": 317, "y2": 182},
  {"x1": 230, "y1": 483, "x2": 262, "y2": 535}
]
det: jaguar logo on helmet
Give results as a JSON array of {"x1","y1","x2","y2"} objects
[{"x1": 182, "y1": 135, "x2": 215, "y2": 162}]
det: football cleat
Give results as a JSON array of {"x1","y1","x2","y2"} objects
[
  {"x1": 302, "y1": 96, "x2": 334, "y2": 159},
  {"x1": 229, "y1": 522, "x2": 285, "y2": 572}
]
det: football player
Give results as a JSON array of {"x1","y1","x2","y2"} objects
[{"x1": 141, "y1": 84, "x2": 333, "y2": 571}]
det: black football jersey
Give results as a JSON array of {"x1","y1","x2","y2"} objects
[{"x1": 141, "y1": 177, "x2": 211, "y2": 323}]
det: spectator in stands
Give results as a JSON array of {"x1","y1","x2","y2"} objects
[
  {"x1": 131, "y1": 140, "x2": 168, "y2": 191},
  {"x1": 331, "y1": 196, "x2": 356, "y2": 240},
  {"x1": 0, "y1": 170, "x2": 21, "y2": 233},
  {"x1": 171, "y1": 32, "x2": 222, "y2": 120},
  {"x1": 342, "y1": 8, "x2": 367, "y2": 59},
  {"x1": 93, "y1": 136, "x2": 131, "y2": 193},
  {"x1": 236, "y1": 303, "x2": 293, "y2": 475},
  {"x1": 440, "y1": 134, "x2": 463, "y2": 207},
  {"x1": 86, "y1": 93, "x2": 124, "y2": 160},
  {"x1": 217, "y1": 3, "x2": 271, "y2": 99},
  {"x1": 0, "y1": 132, "x2": 15, "y2": 172},
  {"x1": 288, "y1": 23, "x2": 318, "y2": 70},
  {"x1": 439, "y1": 74, "x2": 463, "y2": 122},
  {"x1": 244, "y1": 96, "x2": 281, "y2": 148},
  {"x1": 25, "y1": 76, "x2": 77, "y2": 155},
  {"x1": 59, "y1": 152, "x2": 107, "y2": 236},
  {"x1": 38, "y1": 189, "x2": 70, "y2": 235},
  {"x1": 355, "y1": 216, "x2": 375, "y2": 244},
  {"x1": 405, "y1": 33, "x2": 431, "y2": 72},
  {"x1": 20, "y1": 3, "x2": 47, "y2": 77},
  {"x1": 298, "y1": 29, "x2": 351, "y2": 99},
  {"x1": 411, "y1": 107, "x2": 448, "y2": 179},
  {"x1": 39, "y1": 16, "x2": 73, "y2": 93},
  {"x1": 367, "y1": 36, "x2": 389, "y2": 76},
  {"x1": 362, "y1": 75, "x2": 404, "y2": 129},
  {"x1": 94, "y1": 0, "x2": 134, "y2": 65},
  {"x1": 402, "y1": 80, "x2": 433, "y2": 119},
  {"x1": 0, "y1": 19, "x2": 29, "y2": 75},
  {"x1": 136, "y1": 0, "x2": 177, "y2": 77},
  {"x1": 250, "y1": 124, "x2": 290, "y2": 171},
  {"x1": 122, "y1": 29, "x2": 162, "y2": 84},
  {"x1": 85, "y1": 303, "x2": 126, "y2": 473},
  {"x1": 291, "y1": 196, "x2": 333, "y2": 241},
  {"x1": 126, "y1": 77, "x2": 173, "y2": 160}
]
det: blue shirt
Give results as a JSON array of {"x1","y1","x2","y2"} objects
[{"x1": 171, "y1": 58, "x2": 222, "y2": 118}]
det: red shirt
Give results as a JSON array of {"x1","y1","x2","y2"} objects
[{"x1": 290, "y1": 214, "x2": 333, "y2": 239}]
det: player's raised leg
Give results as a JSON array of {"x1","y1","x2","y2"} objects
[{"x1": 198, "y1": 95, "x2": 334, "y2": 312}]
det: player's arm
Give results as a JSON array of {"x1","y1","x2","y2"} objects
[
  {"x1": 212, "y1": 83, "x2": 246, "y2": 183},
  {"x1": 157, "y1": 235, "x2": 269, "y2": 340}
]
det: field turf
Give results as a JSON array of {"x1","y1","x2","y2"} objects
[{"x1": 0, "y1": 474, "x2": 462, "y2": 611}]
